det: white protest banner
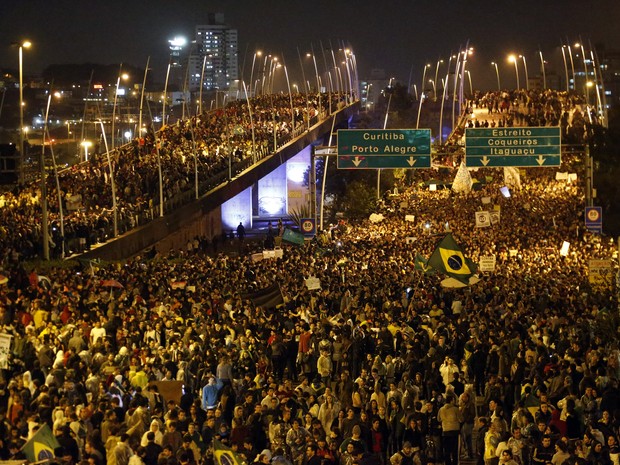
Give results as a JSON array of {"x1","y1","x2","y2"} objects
[
  {"x1": 560, "y1": 241, "x2": 570, "y2": 257},
  {"x1": 555, "y1": 172, "x2": 569, "y2": 181},
  {"x1": 405, "y1": 237, "x2": 416, "y2": 244},
  {"x1": 251, "y1": 253, "x2": 264, "y2": 262},
  {"x1": 274, "y1": 248, "x2": 283, "y2": 259},
  {"x1": 305, "y1": 277, "x2": 321, "y2": 290},
  {"x1": 588, "y1": 259, "x2": 613, "y2": 288},
  {"x1": 509, "y1": 249, "x2": 519, "y2": 257},
  {"x1": 0, "y1": 333, "x2": 12, "y2": 369},
  {"x1": 263, "y1": 250, "x2": 276, "y2": 259},
  {"x1": 405, "y1": 215, "x2": 415, "y2": 222},
  {"x1": 479, "y1": 255, "x2": 496, "y2": 272},
  {"x1": 481, "y1": 197, "x2": 491, "y2": 204},
  {"x1": 567, "y1": 173, "x2": 578, "y2": 183},
  {"x1": 475, "y1": 211, "x2": 491, "y2": 228}
]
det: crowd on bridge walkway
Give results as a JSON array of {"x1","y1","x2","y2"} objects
[
  {"x1": 0, "y1": 132, "x2": 618, "y2": 465},
  {"x1": 443, "y1": 89, "x2": 595, "y2": 157},
  {"x1": 0, "y1": 92, "x2": 349, "y2": 261}
]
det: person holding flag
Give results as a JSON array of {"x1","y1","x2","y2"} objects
[{"x1": 426, "y1": 233, "x2": 477, "y2": 284}]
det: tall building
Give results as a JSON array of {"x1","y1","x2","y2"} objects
[{"x1": 188, "y1": 13, "x2": 238, "y2": 92}]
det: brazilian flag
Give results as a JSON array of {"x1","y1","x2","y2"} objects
[
  {"x1": 21, "y1": 424, "x2": 60, "y2": 463},
  {"x1": 214, "y1": 440, "x2": 246, "y2": 465},
  {"x1": 427, "y1": 233, "x2": 476, "y2": 284}
]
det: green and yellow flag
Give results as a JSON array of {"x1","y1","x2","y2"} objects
[
  {"x1": 214, "y1": 440, "x2": 246, "y2": 465},
  {"x1": 427, "y1": 233, "x2": 476, "y2": 284},
  {"x1": 21, "y1": 424, "x2": 60, "y2": 463}
]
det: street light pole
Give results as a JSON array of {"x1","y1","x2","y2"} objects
[
  {"x1": 491, "y1": 62, "x2": 501, "y2": 91},
  {"x1": 560, "y1": 45, "x2": 570, "y2": 92},
  {"x1": 18, "y1": 40, "x2": 31, "y2": 185},
  {"x1": 566, "y1": 40, "x2": 576, "y2": 90},
  {"x1": 576, "y1": 42, "x2": 589, "y2": 103},
  {"x1": 138, "y1": 56, "x2": 150, "y2": 139},
  {"x1": 378, "y1": 78, "x2": 394, "y2": 199},
  {"x1": 281, "y1": 59, "x2": 295, "y2": 131},
  {"x1": 97, "y1": 121, "x2": 118, "y2": 238},
  {"x1": 241, "y1": 80, "x2": 257, "y2": 163},
  {"x1": 539, "y1": 50, "x2": 547, "y2": 90},
  {"x1": 509, "y1": 55, "x2": 520, "y2": 90},
  {"x1": 249, "y1": 51, "x2": 262, "y2": 97},
  {"x1": 162, "y1": 62, "x2": 171, "y2": 129},
  {"x1": 466, "y1": 71, "x2": 473, "y2": 96},
  {"x1": 111, "y1": 66, "x2": 128, "y2": 150},
  {"x1": 42, "y1": 90, "x2": 66, "y2": 258},
  {"x1": 433, "y1": 59, "x2": 443, "y2": 101},
  {"x1": 199, "y1": 55, "x2": 207, "y2": 114},
  {"x1": 520, "y1": 55, "x2": 529, "y2": 90}
]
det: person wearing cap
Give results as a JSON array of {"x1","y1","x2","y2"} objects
[
  {"x1": 339, "y1": 424, "x2": 368, "y2": 454},
  {"x1": 390, "y1": 441, "x2": 415, "y2": 465}
]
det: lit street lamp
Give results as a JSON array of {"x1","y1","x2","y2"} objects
[
  {"x1": 138, "y1": 56, "x2": 150, "y2": 137},
  {"x1": 576, "y1": 42, "x2": 589, "y2": 102},
  {"x1": 249, "y1": 51, "x2": 262, "y2": 97},
  {"x1": 17, "y1": 40, "x2": 31, "y2": 185},
  {"x1": 433, "y1": 59, "x2": 443, "y2": 101},
  {"x1": 508, "y1": 55, "x2": 520, "y2": 90},
  {"x1": 111, "y1": 67, "x2": 128, "y2": 150},
  {"x1": 81, "y1": 140, "x2": 92, "y2": 162}
]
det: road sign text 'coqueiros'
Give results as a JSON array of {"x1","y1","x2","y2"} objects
[
  {"x1": 465, "y1": 127, "x2": 561, "y2": 167},
  {"x1": 337, "y1": 129, "x2": 431, "y2": 169}
]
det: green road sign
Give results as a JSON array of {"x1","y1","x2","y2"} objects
[
  {"x1": 465, "y1": 127, "x2": 561, "y2": 167},
  {"x1": 337, "y1": 129, "x2": 431, "y2": 169}
]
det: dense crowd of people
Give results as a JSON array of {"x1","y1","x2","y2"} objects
[
  {"x1": 0, "y1": 91, "x2": 348, "y2": 261},
  {"x1": 0, "y1": 87, "x2": 617, "y2": 465}
]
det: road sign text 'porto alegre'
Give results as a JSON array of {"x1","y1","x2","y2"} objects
[{"x1": 337, "y1": 129, "x2": 431, "y2": 169}]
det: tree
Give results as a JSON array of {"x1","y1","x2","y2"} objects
[{"x1": 340, "y1": 180, "x2": 376, "y2": 219}]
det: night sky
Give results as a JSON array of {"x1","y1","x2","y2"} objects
[{"x1": 2, "y1": 0, "x2": 619, "y2": 91}]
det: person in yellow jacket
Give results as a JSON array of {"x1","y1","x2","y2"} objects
[{"x1": 484, "y1": 420, "x2": 502, "y2": 465}]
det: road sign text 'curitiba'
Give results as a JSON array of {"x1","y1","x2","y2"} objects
[
  {"x1": 465, "y1": 127, "x2": 561, "y2": 167},
  {"x1": 337, "y1": 129, "x2": 431, "y2": 169}
]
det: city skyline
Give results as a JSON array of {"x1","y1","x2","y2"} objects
[{"x1": 2, "y1": 0, "x2": 620, "y2": 91}]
